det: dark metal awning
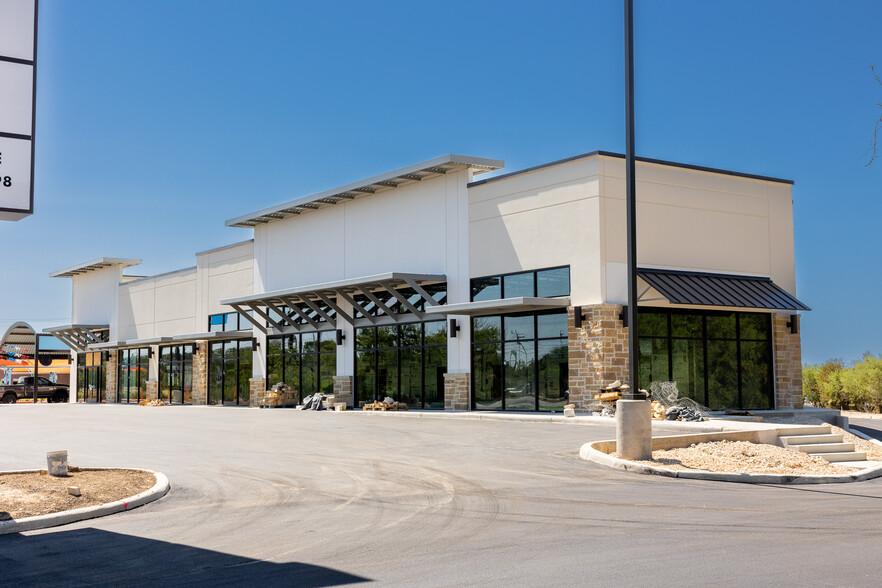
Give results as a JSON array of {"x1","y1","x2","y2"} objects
[
  {"x1": 637, "y1": 268, "x2": 810, "y2": 311},
  {"x1": 221, "y1": 272, "x2": 447, "y2": 333}
]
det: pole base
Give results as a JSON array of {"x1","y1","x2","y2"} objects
[{"x1": 616, "y1": 399, "x2": 652, "y2": 461}]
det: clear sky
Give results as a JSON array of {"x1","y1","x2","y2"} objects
[{"x1": 1, "y1": 0, "x2": 879, "y2": 365}]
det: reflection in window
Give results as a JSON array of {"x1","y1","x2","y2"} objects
[
  {"x1": 471, "y1": 266, "x2": 569, "y2": 302},
  {"x1": 158, "y1": 344, "x2": 194, "y2": 405},
  {"x1": 265, "y1": 331, "x2": 336, "y2": 403},
  {"x1": 637, "y1": 309, "x2": 772, "y2": 410},
  {"x1": 118, "y1": 348, "x2": 149, "y2": 403},
  {"x1": 355, "y1": 321, "x2": 447, "y2": 409},
  {"x1": 472, "y1": 310, "x2": 568, "y2": 411}
]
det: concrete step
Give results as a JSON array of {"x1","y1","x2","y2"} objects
[
  {"x1": 830, "y1": 460, "x2": 881, "y2": 469},
  {"x1": 779, "y1": 433, "x2": 843, "y2": 445},
  {"x1": 793, "y1": 442, "x2": 855, "y2": 454},
  {"x1": 774, "y1": 425, "x2": 831, "y2": 436},
  {"x1": 810, "y1": 451, "x2": 868, "y2": 463}
]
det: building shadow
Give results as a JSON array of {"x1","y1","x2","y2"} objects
[{"x1": 0, "y1": 528, "x2": 370, "y2": 587}]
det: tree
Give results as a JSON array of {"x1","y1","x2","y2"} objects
[{"x1": 869, "y1": 65, "x2": 882, "y2": 166}]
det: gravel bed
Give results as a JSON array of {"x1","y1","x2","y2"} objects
[{"x1": 631, "y1": 440, "x2": 855, "y2": 475}]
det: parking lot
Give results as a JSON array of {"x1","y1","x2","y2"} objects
[{"x1": 3, "y1": 404, "x2": 882, "y2": 586}]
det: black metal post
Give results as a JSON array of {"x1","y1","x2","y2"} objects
[
  {"x1": 624, "y1": 0, "x2": 640, "y2": 399},
  {"x1": 33, "y1": 333, "x2": 39, "y2": 403}
]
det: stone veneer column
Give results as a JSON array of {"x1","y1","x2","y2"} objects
[
  {"x1": 443, "y1": 373, "x2": 470, "y2": 411},
  {"x1": 773, "y1": 313, "x2": 803, "y2": 409},
  {"x1": 191, "y1": 341, "x2": 209, "y2": 405},
  {"x1": 104, "y1": 350, "x2": 118, "y2": 403},
  {"x1": 249, "y1": 377, "x2": 266, "y2": 407},
  {"x1": 145, "y1": 380, "x2": 158, "y2": 401},
  {"x1": 333, "y1": 376, "x2": 353, "y2": 407},
  {"x1": 567, "y1": 305, "x2": 630, "y2": 410}
]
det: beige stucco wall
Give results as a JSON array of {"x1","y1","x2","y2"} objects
[
  {"x1": 468, "y1": 157, "x2": 604, "y2": 306},
  {"x1": 467, "y1": 154, "x2": 798, "y2": 309}
]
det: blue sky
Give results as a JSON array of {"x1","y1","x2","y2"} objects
[{"x1": 1, "y1": 0, "x2": 879, "y2": 364}]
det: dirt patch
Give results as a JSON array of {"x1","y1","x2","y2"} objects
[
  {"x1": 632, "y1": 440, "x2": 854, "y2": 475},
  {"x1": 0, "y1": 469, "x2": 155, "y2": 521}
]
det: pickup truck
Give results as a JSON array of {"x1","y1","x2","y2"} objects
[{"x1": 0, "y1": 376, "x2": 69, "y2": 404}]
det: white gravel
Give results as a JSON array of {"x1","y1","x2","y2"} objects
[{"x1": 633, "y1": 440, "x2": 855, "y2": 475}]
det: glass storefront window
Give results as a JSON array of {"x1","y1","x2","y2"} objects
[
  {"x1": 471, "y1": 266, "x2": 569, "y2": 302},
  {"x1": 638, "y1": 309, "x2": 773, "y2": 410},
  {"x1": 265, "y1": 331, "x2": 336, "y2": 403},
  {"x1": 472, "y1": 310, "x2": 569, "y2": 412},
  {"x1": 208, "y1": 339, "x2": 252, "y2": 406},
  {"x1": 354, "y1": 321, "x2": 447, "y2": 409},
  {"x1": 158, "y1": 344, "x2": 194, "y2": 405},
  {"x1": 77, "y1": 351, "x2": 105, "y2": 403},
  {"x1": 118, "y1": 348, "x2": 149, "y2": 403}
]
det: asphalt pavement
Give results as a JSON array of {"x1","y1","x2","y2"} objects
[{"x1": 2, "y1": 404, "x2": 882, "y2": 587}]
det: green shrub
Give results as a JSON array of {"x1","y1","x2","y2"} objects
[{"x1": 804, "y1": 354, "x2": 882, "y2": 412}]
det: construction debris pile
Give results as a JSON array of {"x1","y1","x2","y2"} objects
[
  {"x1": 138, "y1": 399, "x2": 168, "y2": 407},
  {"x1": 589, "y1": 380, "x2": 647, "y2": 416},
  {"x1": 649, "y1": 381, "x2": 709, "y2": 422},
  {"x1": 297, "y1": 393, "x2": 331, "y2": 410},
  {"x1": 260, "y1": 383, "x2": 298, "y2": 408},
  {"x1": 363, "y1": 397, "x2": 409, "y2": 411}
]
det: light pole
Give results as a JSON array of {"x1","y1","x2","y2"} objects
[{"x1": 616, "y1": 0, "x2": 652, "y2": 460}]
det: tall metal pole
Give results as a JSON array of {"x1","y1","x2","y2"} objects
[
  {"x1": 624, "y1": 0, "x2": 639, "y2": 397},
  {"x1": 33, "y1": 332, "x2": 39, "y2": 403}
]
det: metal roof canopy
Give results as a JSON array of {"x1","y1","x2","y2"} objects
[
  {"x1": 1, "y1": 322, "x2": 69, "y2": 360},
  {"x1": 221, "y1": 272, "x2": 447, "y2": 333},
  {"x1": 637, "y1": 268, "x2": 810, "y2": 312},
  {"x1": 424, "y1": 297, "x2": 571, "y2": 317},
  {"x1": 89, "y1": 330, "x2": 253, "y2": 351},
  {"x1": 225, "y1": 155, "x2": 503, "y2": 228},
  {"x1": 43, "y1": 324, "x2": 110, "y2": 352},
  {"x1": 50, "y1": 257, "x2": 141, "y2": 278}
]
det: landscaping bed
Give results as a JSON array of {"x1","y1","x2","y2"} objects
[
  {"x1": 0, "y1": 469, "x2": 155, "y2": 521},
  {"x1": 631, "y1": 440, "x2": 853, "y2": 475}
]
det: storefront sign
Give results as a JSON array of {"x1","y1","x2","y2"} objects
[{"x1": 0, "y1": 0, "x2": 38, "y2": 221}]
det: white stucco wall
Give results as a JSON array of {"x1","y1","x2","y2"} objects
[
  {"x1": 117, "y1": 268, "x2": 197, "y2": 341},
  {"x1": 71, "y1": 267, "x2": 122, "y2": 339},
  {"x1": 196, "y1": 241, "x2": 254, "y2": 327},
  {"x1": 253, "y1": 169, "x2": 474, "y2": 373}
]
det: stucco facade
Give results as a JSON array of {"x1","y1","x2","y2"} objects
[{"x1": 51, "y1": 151, "x2": 806, "y2": 412}]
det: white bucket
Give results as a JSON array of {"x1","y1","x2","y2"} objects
[{"x1": 46, "y1": 450, "x2": 68, "y2": 477}]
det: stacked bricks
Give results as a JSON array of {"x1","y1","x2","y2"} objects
[
  {"x1": 567, "y1": 304, "x2": 630, "y2": 410},
  {"x1": 145, "y1": 379, "x2": 158, "y2": 401},
  {"x1": 191, "y1": 341, "x2": 209, "y2": 405},
  {"x1": 249, "y1": 377, "x2": 266, "y2": 407},
  {"x1": 773, "y1": 313, "x2": 803, "y2": 409},
  {"x1": 443, "y1": 373, "x2": 470, "y2": 411},
  {"x1": 333, "y1": 376, "x2": 353, "y2": 407}
]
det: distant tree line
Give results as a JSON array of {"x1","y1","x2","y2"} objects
[{"x1": 803, "y1": 353, "x2": 882, "y2": 412}]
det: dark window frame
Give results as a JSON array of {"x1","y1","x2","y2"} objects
[
  {"x1": 117, "y1": 347, "x2": 150, "y2": 403},
  {"x1": 470, "y1": 309, "x2": 569, "y2": 412},
  {"x1": 637, "y1": 308, "x2": 774, "y2": 410},
  {"x1": 158, "y1": 344, "x2": 195, "y2": 405},
  {"x1": 265, "y1": 330, "x2": 336, "y2": 402},
  {"x1": 470, "y1": 265, "x2": 570, "y2": 302},
  {"x1": 353, "y1": 320, "x2": 447, "y2": 409}
]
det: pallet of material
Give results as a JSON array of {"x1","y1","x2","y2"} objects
[
  {"x1": 594, "y1": 391, "x2": 622, "y2": 402},
  {"x1": 362, "y1": 401, "x2": 409, "y2": 411}
]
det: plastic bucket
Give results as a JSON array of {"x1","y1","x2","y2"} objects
[{"x1": 46, "y1": 450, "x2": 68, "y2": 477}]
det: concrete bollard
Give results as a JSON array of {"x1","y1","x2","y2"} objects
[{"x1": 616, "y1": 400, "x2": 652, "y2": 460}]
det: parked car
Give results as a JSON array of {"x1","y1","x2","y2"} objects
[{"x1": 0, "y1": 376, "x2": 69, "y2": 404}]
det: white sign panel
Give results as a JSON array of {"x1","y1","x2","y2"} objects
[{"x1": 0, "y1": 0, "x2": 37, "y2": 222}]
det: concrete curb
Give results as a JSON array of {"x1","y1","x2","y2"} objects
[
  {"x1": 0, "y1": 468, "x2": 170, "y2": 535},
  {"x1": 579, "y1": 436, "x2": 882, "y2": 484}
]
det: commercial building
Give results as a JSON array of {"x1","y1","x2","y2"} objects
[{"x1": 47, "y1": 151, "x2": 808, "y2": 411}]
